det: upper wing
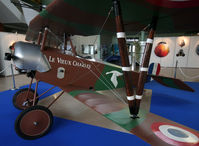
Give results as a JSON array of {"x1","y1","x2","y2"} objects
[{"x1": 26, "y1": 0, "x2": 199, "y2": 42}]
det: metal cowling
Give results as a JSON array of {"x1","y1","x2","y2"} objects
[{"x1": 13, "y1": 41, "x2": 51, "y2": 72}]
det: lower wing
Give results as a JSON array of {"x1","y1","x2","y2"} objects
[{"x1": 60, "y1": 85, "x2": 199, "y2": 145}]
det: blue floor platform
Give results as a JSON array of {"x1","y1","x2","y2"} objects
[
  {"x1": 145, "y1": 81, "x2": 199, "y2": 131},
  {"x1": 0, "y1": 82, "x2": 148, "y2": 146},
  {"x1": 0, "y1": 81, "x2": 198, "y2": 145}
]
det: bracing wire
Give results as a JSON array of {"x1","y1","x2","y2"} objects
[
  {"x1": 0, "y1": 64, "x2": 11, "y2": 74},
  {"x1": 65, "y1": 56, "x2": 127, "y2": 104},
  {"x1": 92, "y1": 7, "x2": 113, "y2": 46},
  {"x1": 44, "y1": 7, "x2": 126, "y2": 104},
  {"x1": 47, "y1": 28, "x2": 64, "y2": 44},
  {"x1": 88, "y1": 7, "x2": 127, "y2": 103}
]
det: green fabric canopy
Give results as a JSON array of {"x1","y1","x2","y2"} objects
[{"x1": 26, "y1": 0, "x2": 199, "y2": 42}]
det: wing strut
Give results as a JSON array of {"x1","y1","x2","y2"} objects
[
  {"x1": 134, "y1": 17, "x2": 158, "y2": 116},
  {"x1": 63, "y1": 33, "x2": 77, "y2": 56},
  {"x1": 113, "y1": 0, "x2": 135, "y2": 118},
  {"x1": 68, "y1": 36, "x2": 77, "y2": 56},
  {"x1": 113, "y1": 0, "x2": 158, "y2": 118},
  {"x1": 63, "y1": 33, "x2": 67, "y2": 54},
  {"x1": 41, "y1": 27, "x2": 48, "y2": 51},
  {"x1": 37, "y1": 31, "x2": 42, "y2": 45}
]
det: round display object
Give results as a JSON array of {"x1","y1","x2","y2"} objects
[{"x1": 154, "y1": 42, "x2": 170, "y2": 57}]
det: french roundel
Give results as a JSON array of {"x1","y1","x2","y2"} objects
[
  {"x1": 151, "y1": 122, "x2": 199, "y2": 145},
  {"x1": 146, "y1": 0, "x2": 199, "y2": 8}
]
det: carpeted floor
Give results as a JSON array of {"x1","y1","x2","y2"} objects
[
  {"x1": 0, "y1": 82, "x2": 148, "y2": 146},
  {"x1": 145, "y1": 81, "x2": 199, "y2": 131},
  {"x1": 1, "y1": 80, "x2": 198, "y2": 145}
]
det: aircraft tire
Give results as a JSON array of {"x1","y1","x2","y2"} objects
[
  {"x1": 15, "y1": 105, "x2": 53, "y2": 140},
  {"x1": 13, "y1": 88, "x2": 38, "y2": 110}
]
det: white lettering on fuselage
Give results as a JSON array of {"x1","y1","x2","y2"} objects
[
  {"x1": 49, "y1": 56, "x2": 55, "y2": 63},
  {"x1": 48, "y1": 56, "x2": 91, "y2": 69},
  {"x1": 72, "y1": 61, "x2": 91, "y2": 69},
  {"x1": 57, "y1": 57, "x2": 72, "y2": 65}
]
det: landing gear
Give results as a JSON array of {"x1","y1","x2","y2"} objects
[
  {"x1": 13, "y1": 88, "x2": 38, "y2": 110},
  {"x1": 15, "y1": 105, "x2": 53, "y2": 139},
  {"x1": 15, "y1": 91, "x2": 64, "y2": 139}
]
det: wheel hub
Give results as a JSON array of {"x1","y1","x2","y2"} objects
[
  {"x1": 22, "y1": 101, "x2": 29, "y2": 106},
  {"x1": 33, "y1": 121, "x2": 38, "y2": 126}
]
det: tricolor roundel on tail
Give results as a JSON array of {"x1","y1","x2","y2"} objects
[{"x1": 147, "y1": 63, "x2": 161, "y2": 82}]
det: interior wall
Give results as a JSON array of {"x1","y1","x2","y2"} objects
[
  {"x1": 174, "y1": 36, "x2": 190, "y2": 67},
  {"x1": 0, "y1": 32, "x2": 26, "y2": 76},
  {"x1": 159, "y1": 67, "x2": 199, "y2": 82},
  {"x1": 100, "y1": 34, "x2": 113, "y2": 59},
  {"x1": 187, "y1": 36, "x2": 199, "y2": 68},
  {"x1": 150, "y1": 37, "x2": 176, "y2": 67},
  {"x1": 71, "y1": 35, "x2": 100, "y2": 58},
  {"x1": 149, "y1": 36, "x2": 199, "y2": 68},
  {"x1": 71, "y1": 34, "x2": 113, "y2": 60}
]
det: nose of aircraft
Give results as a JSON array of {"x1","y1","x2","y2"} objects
[{"x1": 5, "y1": 41, "x2": 51, "y2": 73}]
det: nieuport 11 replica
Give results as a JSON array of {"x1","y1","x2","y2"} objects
[{"x1": 4, "y1": 0, "x2": 199, "y2": 145}]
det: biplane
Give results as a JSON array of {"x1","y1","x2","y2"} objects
[{"x1": 4, "y1": 0, "x2": 199, "y2": 145}]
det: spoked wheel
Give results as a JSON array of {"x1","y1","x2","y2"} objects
[
  {"x1": 13, "y1": 88, "x2": 38, "y2": 110},
  {"x1": 15, "y1": 105, "x2": 53, "y2": 139}
]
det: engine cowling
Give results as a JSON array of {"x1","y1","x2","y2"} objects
[{"x1": 12, "y1": 41, "x2": 51, "y2": 72}]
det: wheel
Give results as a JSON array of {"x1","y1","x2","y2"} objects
[
  {"x1": 13, "y1": 88, "x2": 38, "y2": 110},
  {"x1": 15, "y1": 105, "x2": 53, "y2": 140}
]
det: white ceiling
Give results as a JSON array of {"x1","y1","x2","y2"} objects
[{"x1": 0, "y1": 0, "x2": 25, "y2": 23}]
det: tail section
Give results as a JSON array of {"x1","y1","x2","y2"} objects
[{"x1": 150, "y1": 75, "x2": 194, "y2": 92}]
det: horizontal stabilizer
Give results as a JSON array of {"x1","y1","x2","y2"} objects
[{"x1": 151, "y1": 75, "x2": 194, "y2": 92}]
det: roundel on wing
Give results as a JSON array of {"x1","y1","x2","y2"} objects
[
  {"x1": 154, "y1": 42, "x2": 170, "y2": 57},
  {"x1": 146, "y1": 0, "x2": 199, "y2": 8},
  {"x1": 151, "y1": 122, "x2": 199, "y2": 145}
]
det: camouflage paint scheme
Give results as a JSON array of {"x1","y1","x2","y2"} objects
[
  {"x1": 34, "y1": 46, "x2": 197, "y2": 145},
  {"x1": 25, "y1": 0, "x2": 199, "y2": 145},
  {"x1": 60, "y1": 88, "x2": 199, "y2": 145},
  {"x1": 26, "y1": 0, "x2": 199, "y2": 43}
]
